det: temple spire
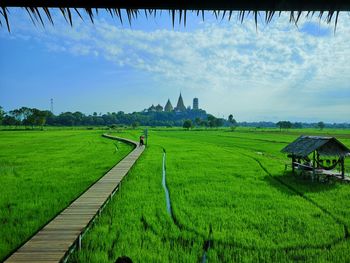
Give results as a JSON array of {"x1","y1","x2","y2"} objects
[
  {"x1": 164, "y1": 99, "x2": 173, "y2": 112},
  {"x1": 175, "y1": 93, "x2": 186, "y2": 112}
]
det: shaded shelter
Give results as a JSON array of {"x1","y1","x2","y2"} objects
[{"x1": 281, "y1": 136, "x2": 350, "y2": 180}]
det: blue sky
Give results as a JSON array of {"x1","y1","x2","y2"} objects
[{"x1": 0, "y1": 9, "x2": 349, "y2": 122}]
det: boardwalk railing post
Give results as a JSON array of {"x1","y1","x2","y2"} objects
[{"x1": 78, "y1": 234, "x2": 82, "y2": 250}]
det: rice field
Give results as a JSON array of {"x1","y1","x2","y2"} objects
[
  {"x1": 0, "y1": 129, "x2": 133, "y2": 261},
  {"x1": 1, "y1": 128, "x2": 349, "y2": 262},
  {"x1": 68, "y1": 128, "x2": 350, "y2": 262}
]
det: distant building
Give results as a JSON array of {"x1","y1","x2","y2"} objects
[
  {"x1": 148, "y1": 104, "x2": 156, "y2": 112},
  {"x1": 174, "y1": 93, "x2": 186, "y2": 112},
  {"x1": 193, "y1": 98, "x2": 199, "y2": 110},
  {"x1": 148, "y1": 94, "x2": 201, "y2": 113},
  {"x1": 155, "y1": 104, "x2": 163, "y2": 112},
  {"x1": 164, "y1": 99, "x2": 173, "y2": 112}
]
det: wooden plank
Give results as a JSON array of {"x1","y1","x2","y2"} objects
[{"x1": 5, "y1": 135, "x2": 144, "y2": 263}]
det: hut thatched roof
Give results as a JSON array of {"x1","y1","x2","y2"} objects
[
  {"x1": 1, "y1": 0, "x2": 350, "y2": 31},
  {"x1": 281, "y1": 136, "x2": 350, "y2": 158}
]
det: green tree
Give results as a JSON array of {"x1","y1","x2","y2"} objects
[
  {"x1": 276, "y1": 121, "x2": 292, "y2": 131},
  {"x1": 25, "y1": 110, "x2": 36, "y2": 128},
  {"x1": 21, "y1": 108, "x2": 47, "y2": 129},
  {"x1": 131, "y1": 121, "x2": 139, "y2": 129},
  {"x1": 20, "y1": 107, "x2": 33, "y2": 127},
  {"x1": 215, "y1": 118, "x2": 224, "y2": 127},
  {"x1": 73, "y1": 111, "x2": 85, "y2": 125},
  {"x1": 183, "y1": 119, "x2": 193, "y2": 130},
  {"x1": 293, "y1": 122, "x2": 303, "y2": 129},
  {"x1": 57, "y1": 112, "x2": 76, "y2": 126},
  {"x1": 2, "y1": 115, "x2": 17, "y2": 126},
  {"x1": 32, "y1": 109, "x2": 49, "y2": 130},
  {"x1": 317, "y1": 121, "x2": 325, "y2": 130},
  {"x1": 228, "y1": 114, "x2": 237, "y2": 131},
  {"x1": 200, "y1": 120, "x2": 208, "y2": 127},
  {"x1": 9, "y1": 109, "x2": 23, "y2": 126},
  {"x1": 195, "y1": 117, "x2": 201, "y2": 127},
  {"x1": 207, "y1": 115, "x2": 217, "y2": 128},
  {"x1": 0, "y1": 106, "x2": 4, "y2": 125}
]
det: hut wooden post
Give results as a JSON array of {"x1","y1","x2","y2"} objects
[
  {"x1": 292, "y1": 155, "x2": 295, "y2": 175},
  {"x1": 316, "y1": 151, "x2": 320, "y2": 181},
  {"x1": 341, "y1": 157, "x2": 345, "y2": 179},
  {"x1": 312, "y1": 151, "x2": 316, "y2": 181}
]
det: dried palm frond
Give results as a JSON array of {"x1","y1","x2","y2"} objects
[{"x1": 0, "y1": 1, "x2": 349, "y2": 32}]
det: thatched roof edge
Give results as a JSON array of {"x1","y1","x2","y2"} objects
[
  {"x1": 2, "y1": 1, "x2": 350, "y2": 11},
  {"x1": 1, "y1": 1, "x2": 349, "y2": 31},
  {"x1": 281, "y1": 136, "x2": 350, "y2": 158}
]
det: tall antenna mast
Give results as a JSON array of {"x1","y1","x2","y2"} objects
[{"x1": 50, "y1": 98, "x2": 54, "y2": 114}]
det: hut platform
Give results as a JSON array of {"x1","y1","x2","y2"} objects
[
  {"x1": 317, "y1": 170, "x2": 350, "y2": 182},
  {"x1": 300, "y1": 168, "x2": 350, "y2": 183}
]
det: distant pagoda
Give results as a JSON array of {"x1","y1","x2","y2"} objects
[
  {"x1": 175, "y1": 93, "x2": 186, "y2": 112},
  {"x1": 164, "y1": 99, "x2": 173, "y2": 112},
  {"x1": 155, "y1": 104, "x2": 163, "y2": 112},
  {"x1": 147, "y1": 93, "x2": 201, "y2": 113},
  {"x1": 193, "y1": 98, "x2": 199, "y2": 110},
  {"x1": 148, "y1": 104, "x2": 156, "y2": 112}
]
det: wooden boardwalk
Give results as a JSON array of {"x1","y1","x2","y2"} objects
[{"x1": 5, "y1": 135, "x2": 144, "y2": 263}]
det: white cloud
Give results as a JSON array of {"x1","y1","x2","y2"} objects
[{"x1": 2, "y1": 11, "x2": 350, "y2": 122}]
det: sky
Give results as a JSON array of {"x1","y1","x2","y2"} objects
[{"x1": 0, "y1": 9, "x2": 350, "y2": 123}]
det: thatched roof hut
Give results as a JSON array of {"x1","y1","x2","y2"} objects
[
  {"x1": 1, "y1": 0, "x2": 350, "y2": 31},
  {"x1": 281, "y1": 136, "x2": 350, "y2": 179},
  {"x1": 281, "y1": 136, "x2": 350, "y2": 158}
]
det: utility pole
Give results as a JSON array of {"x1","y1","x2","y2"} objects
[{"x1": 50, "y1": 98, "x2": 54, "y2": 114}]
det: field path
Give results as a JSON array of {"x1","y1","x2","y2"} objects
[{"x1": 4, "y1": 134, "x2": 144, "y2": 263}]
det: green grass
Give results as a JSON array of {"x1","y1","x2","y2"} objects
[
  {"x1": 1, "y1": 127, "x2": 349, "y2": 262},
  {"x1": 69, "y1": 144, "x2": 203, "y2": 262},
  {"x1": 0, "y1": 130, "x2": 133, "y2": 261},
  {"x1": 68, "y1": 128, "x2": 350, "y2": 262}
]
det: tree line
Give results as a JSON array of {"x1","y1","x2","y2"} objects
[
  {"x1": 0, "y1": 106, "x2": 50, "y2": 129},
  {"x1": 1, "y1": 106, "x2": 347, "y2": 129},
  {"x1": 0, "y1": 106, "x2": 229, "y2": 128},
  {"x1": 276, "y1": 121, "x2": 329, "y2": 130}
]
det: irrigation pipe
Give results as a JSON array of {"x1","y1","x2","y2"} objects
[
  {"x1": 161, "y1": 148, "x2": 212, "y2": 262},
  {"x1": 162, "y1": 149, "x2": 173, "y2": 218}
]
